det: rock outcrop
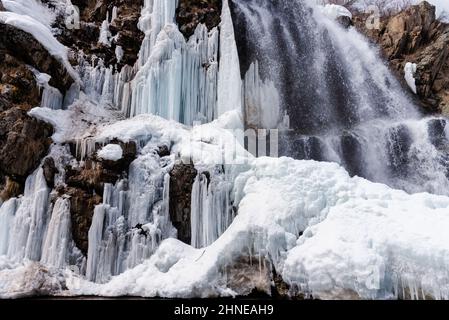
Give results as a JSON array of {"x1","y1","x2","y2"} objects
[
  {"x1": 0, "y1": 24, "x2": 74, "y2": 93},
  {"x1": 61, "y1": 140, "x2": 137, "y2": 254},
  {"x1": 169, "y1": 163, "x2": 198, "y2": 244},
  {"x1": 0, "y1": 50, "x2": 53, "y2": 201},
  {"x1": 176, "y1": 0, "x2": 222, "y2": 38},
  {"x1": 353, "y1": 1, "x2": 449, "y2": 114},
  {"x1": 61, "y1": 0, "x2": 144, "y2": 69}
]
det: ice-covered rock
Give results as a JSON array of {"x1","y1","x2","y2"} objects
[{"x1": 97, "y1": 144, "x2": 124, "y2": 162}]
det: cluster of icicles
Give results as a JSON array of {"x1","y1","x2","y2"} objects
[{"x1": 0, "y1": 0, "x2": 239, "y2": 284}]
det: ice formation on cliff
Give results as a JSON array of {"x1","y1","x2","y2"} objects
[{"x1": 2, "y1": 0, "x2": 449, "y2": 301}]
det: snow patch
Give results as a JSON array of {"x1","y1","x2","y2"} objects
[{"x1": 97, "y1": 144, "x2": 124, "y2": 161}]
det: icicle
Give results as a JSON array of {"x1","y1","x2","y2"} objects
[
  {"x1": 82, "y1": 145, "x2": 180, "y2": 283},
  {"x1": 243, "y1": 61, "x2": 281, "y2": 129},
  {"x1": 32, "y1": 71, "x2": 64, "y2": 110},
  {"x1": 191, "y1": 170, "x2": 234, "y2": 249},
  {"x1": 111, "y1": 6, "x2": 118, "y2": 24},
  {"x1": 6, "y1": 169, "x2": 50, "y2": 262},
  {"x1": 41, "y1": 197, "x2": 72, "y2": 269},
  {"x1": 41, "y1": 85, "x2": 64, "y2": 110},
  {"x1": 75, "y1": 137, "x2": 97, "y2": 161},
  {"x1": 86, "y1": 205, "x2": 107, "y2": 282},
  {"x1": 115, "y1": 45, "x2": 124, "y2": 64},
  {"x1": 0, "y1": 199, "x2": 18, "y2": 256},
  {"x1": 99, "y1": 12, "x2": 112, "y2": 46},
  {"x1": 217, "y1": 0, "x2": 243, "y2": 117}
]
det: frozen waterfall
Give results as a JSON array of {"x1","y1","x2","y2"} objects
[
  {"x1": 85, "y1": 149, "x2": 176, "y2": 283},
  {"x1": 77, "y1": 0, "x2": 243, "y2": 126}
]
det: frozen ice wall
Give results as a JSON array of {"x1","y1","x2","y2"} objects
[
  {"x1": 79, "y1": 0, "x2": 242, "y2": 126},
  {"x1": 0, "y1": 168, "x2": 83, "y2": 271}
]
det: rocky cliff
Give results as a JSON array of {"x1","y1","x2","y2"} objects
[
  {"x1": 353, "y1": 1, "x2": 449, "y2": 115},
  {"x1": 0, "y1": 0, "x2": 223, "y2": 252}
]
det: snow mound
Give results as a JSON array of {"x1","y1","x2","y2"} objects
[
  {"x1": 67, "y1": 157, "x2": 449, "y2": 299},
  {"x1": 97, "y1": 144, "x2": 123, "y2": 161},
  {"x1": 0, "y1": 261, "x2": 66, "y2": 299}
]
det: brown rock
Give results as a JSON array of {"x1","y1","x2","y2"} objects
[
  {"x1": 169, "y1": 163, "x2": 198, "y2": 244},
  {"x1": 42, "y1": 157, "x2": 58, "y2": 189},
  {"x1": 0, "y1": 23, "x2": 74, "y2": 93},
  {"x1": 62, "y1": 0, "x2": 144, "y2": 70},
  {"x1": 0, "y1": 176, "x2": 22, "y2": 201},
  {"x1": 64, "y1": 187, "x2": 103, "y2": 255},
  {"x1": 353, "y1": 1, "x2": 449, "y2": 114},
  {"x1": 0, "y1": 30, "x2": 56, "y2": 201},
  {"x1": 176, "y1": 0, "x2": 222, "y2": 38}
]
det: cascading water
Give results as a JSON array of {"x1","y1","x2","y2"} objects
[{"x1": 231, "y1": 0, "x2": 449, "y2": 195}]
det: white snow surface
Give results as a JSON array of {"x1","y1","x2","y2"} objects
[
  {"x1": 97, "y1": 144, "x2": 123, "y2": 161},
  {"x1": 63, "y1": 157, "x2": 449, "y2": 299},
  {"x1": 29, "y1": 96, "x2": 119, "y2": 143},
  {"x1": 24, "y1": 98, "x2": 449, "y2": 299}
]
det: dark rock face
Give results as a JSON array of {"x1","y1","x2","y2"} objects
[
  {"x1": 176, "y1": 0, "x2": 222, "y2": 38},
  {"x1": 0, "y1": 23, "x2": 74, "y2": 93},
  {"x1": 64, "y1": 187, "x2": 103, "y2": 255},
  {"x1": 42, "y1": 157, "x2": 58, "y2": 189},
  {"x1": 61, "y1": 140, "x2": 137, "y2": 254},
  {"x1": 61, "y1": 0, "x2": 145, "y2": 69},
  {"x1": 337, "y1": 15, "x2": 353, "y2": 29},
  {"x1": 0, "y1": 108, "x2": 53, "y2": 185},
  {"x1": 0, "y1": 107, "x2": 53, "y2": 200},
  {"x1": 0, "y1": 52, "x2": 41, "y2": 111},
  {"x1": 169, "y1": 163, "x2": 198, "y2": 244},
  {"x1": 353, "y1": 1, "x2": 449, "y2": 114}
]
